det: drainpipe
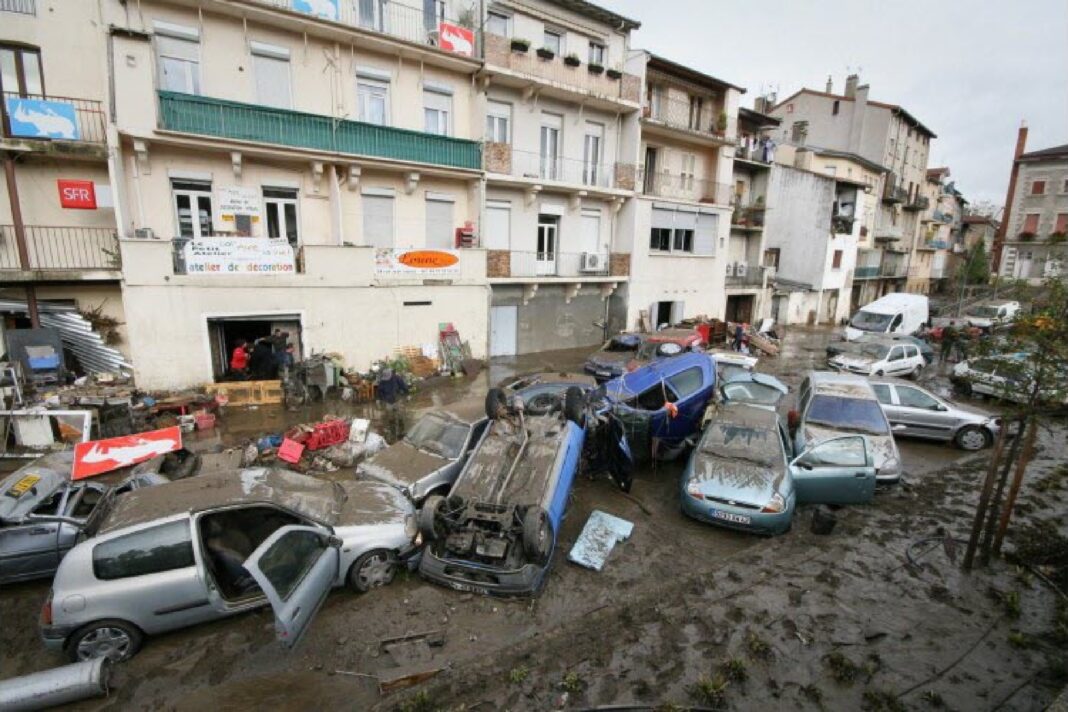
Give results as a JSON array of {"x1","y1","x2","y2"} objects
[{"x1": 2, "y1": 154, "x2": 40, "y2": 328}]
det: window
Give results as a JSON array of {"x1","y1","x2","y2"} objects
[
  {"x1": 680, "y1": 153, "x2": 696, "y2": 190},
  {"x1": 539, "y1": 113, "x2": 562, "y2": 180},
  {"x1": 871, "y1": 383, "x2": 892, "y2": 404},
  {"x1": 486, "y1": 11, "x2": 510, "y2": 36},
  {"x1": 423, "y1": 88, "x2": 451, "y2": 135},
  {"x1": 688, "y1": 95, "x2": 703, "y2": 131},
  {"x1": 0, "y1": 44, "x2": 44, "y2": 96},
  {"x1": 647, "y1": 84, "x2": 663, "y2": 119},
  {"x1": 888, "y1": 346, "x2": 905, "y2": 362},
  {"x1": 486, "y1": 100, "x2": 510, "y2": 143},
  {"x1": 588, "y1": 41, "x2": 606, "y2": 66},
  {"x1": 155, "y1": 23, "x2": 201, "y2": 95},
  {"x1": 695, "y1": 213, "x2": 716, "y2": 255},
  {"x1": 263, "y1": 187, "x2": 299, "y2": 245},
  {"x1": 1063, "y1": 178, "x2": 1068, "y2": 194},
  {"x1": 93, "y1": 520, "x2": 195, "y2": 580},
  {"x1": 1056, "y1": 213, "x2": 1068, "y2": 234},
  {"x1": 362, "y1": 191, "x2": 394, "y2": 247},
  {"x1": 425, "y1": 194, "x2": 454, "y2": 249},
  {"x1": 172, "y1": 180, "x2": 213, "y2": 239},
  {"x1": 832, "y1": 250, "x2": 843, "y2": 269},
  {"x1": 543, "y1": 29, "x2": 563, "y2": 55},
  {"x1": 485, "y1": 200, "x2": 511, "y2": 250},
  {"x1": 1031, "y1": 180, "x2": 1046, "y2": 196},
  {"x1": 673, "y1": 227, "x2": 694, "y2": 252},
  {"x1": 897, "y1": 386, "x2": 941, "y2": 410},
  {"x1": 790, "y1": 120, "x2": 808, "y2": 144},
  {"x1": 251, "y1": 42, "x2": 291, "y2": 109},
  {"x1": 832, "y1": 100, "x2": 840, "y2": 115},
  {"x1": 650, "y1": 227, "x2": 672, "y2": 251},
  {"x1": 357, "y1": 76, "x2": 389, "y2": 125},
  {"x1": 667, "y1": 367, "x2": 704, "y2": 399},
  {"x1": 359, "y1": 0, "x2": 387, "y2": 31},
  {"x1": 583, "y1": 122, "x2": 603, "y2": 186},
  {"x1": 763, "y1": 248, "x2": 780, "y2": 268},
  {"x1": 797, "y1": 436, "x2": 867, "y2": 468},
  {"x1": 423, "y1": 0, "x2": 446, "y2": 31},
  {"x1": 256, "y1": 529, "x2": 327, "y2": 602},
  {"x1": 1022, "y1": 214, "x2": 1039, "y2": 233}
]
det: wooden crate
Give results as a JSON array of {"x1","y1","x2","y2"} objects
[{"x1": 205, "y1": 380, "x2": 282, "y2": 406}]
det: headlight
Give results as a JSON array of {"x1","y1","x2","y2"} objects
[
  {"x1": 880, "y1": 456, "x2": 901, "y2": 475},
  {"x1": 761, "y1": 493, "x2": 786, "y2": 513},
  {"x1": 686, "y1": 484, "x2": 704, "y2": 500},
  {"x1": 404, "y1": 514, "x2": 417, "y2": 539}
]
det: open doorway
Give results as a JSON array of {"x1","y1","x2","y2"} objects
[
  {"x1": 652, "y1": 301, "x2": 678, "y2": 329},
  {"x1": 725, "y1": 295, "x2": 754, "y2": 324},
  {"x1": 207, "y1": 316, "x2": 302, "y2": 381}
]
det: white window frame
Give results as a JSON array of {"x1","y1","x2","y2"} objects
[
  {"x1": 154, "y1": 22, "x2": 201, "y2": 95},
  {"x1": 250, "y1": 41, "x2": 292, "y2": 109},
  {"x1": 588, "y1": 41, "x2": 606, "y2": 66},
  {"x1": 171, "y1": 181, "x2": 213, "y2": 239},
  {"x1": 262, "y1": 187, "x2": 300, "y2": 245},
  {"x1": 680, "y1": 153, "x2": 696, "y2": 190},
  {"x1": 543, "y1": 29, "x2": 564, "y2": 55},
  {"x1": 357, "y1": 73, "x2": 390, "y2": 126},
  {"x1": 486, "y1": 100, "x2": 511, "y2": 143},
  {"x1": 423, "y1": 87, "x2": 452, "y2": 136},
  {"x1": 486, "y1": 10, "x2": 511, "y2": 37},
  {"x1": 583, "y1": 122, "x2": 604, "y2": 187}
]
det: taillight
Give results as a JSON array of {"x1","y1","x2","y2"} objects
[{"x1": 41, "y1": 590, "x2": 53, "y2": 626}]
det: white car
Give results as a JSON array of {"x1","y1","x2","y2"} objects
[
  {"x1": 828, "y1": 340, "x2": 926, "y2": 378},
  {"x1": 952, "y1": 353, "x2": 1068, "y2": 405},
  {"x1": 964, "y1": 301, "x2": 1020, "y2": 331}
]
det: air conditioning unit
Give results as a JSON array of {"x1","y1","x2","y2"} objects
[
  {"x1": 580, "y1": 252, "x2": 607, "y2": 272},
  {"x1": 725, "y1": 262, "x2": 735, "y2": 276},
  {"x1": 735, "y1": 262, "x2": 748, "y2": 277},
  {"x1": 133, "y1": 228, "x2": 155, "y2": 240}
]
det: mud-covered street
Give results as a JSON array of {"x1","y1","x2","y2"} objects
[{"x1": 1, "y1": 327, "x2": 1065, "y2": 711}]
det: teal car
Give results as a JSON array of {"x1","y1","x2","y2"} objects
[{"x1": 680, "y1": 403, "x2": 877, "y2": 535}]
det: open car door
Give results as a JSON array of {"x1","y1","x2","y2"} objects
[
  {"x1": 243, "y1": 524, "x2": 340, "y2": 649},
  {"x1": 790, "y1": 435, "x2": 876, "y2": 505}
]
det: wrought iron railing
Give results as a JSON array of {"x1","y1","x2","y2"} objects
[
  {"x1": 732, "y1": 204, "x2": 767, "y2": 228},
  {"x1": 502, "y1": 148, "x2": 615, "y2": 188},
  {"x1": 638, "y1": 168, "x2": 732, "y2": 204},
  {"x1": 1, "y1": 91, "x2": 106, "y2": 143},
  {"x1": 0, "y1": 0, "x2": 35, "y2": 14},
  {"x1": 0, "y1": 226, "x2": 120, "y2": 270}
]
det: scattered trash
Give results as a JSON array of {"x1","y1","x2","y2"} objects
[
  {"x1": 569, "y1": 510, "x2": 635, "y2": 571},
  {"x1": 278, "y1": 438, "x2": 305, "y2": 464},
  {"x1": 0, "y1": 656, "x2": 111, "y2": 711}
]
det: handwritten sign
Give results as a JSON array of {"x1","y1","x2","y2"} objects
[
  {"x1": 183, "y1": 238, "x2": 296, "y2": 275},
  {"x1": 213, "y1": 186, "x2": 261, "y2": 233}
]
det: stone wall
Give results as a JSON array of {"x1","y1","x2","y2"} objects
[
  {"x1": 610, "y1": 252, "x2": 631, "y2": 277},
  {"x1": 487, "y1": 249, "x2": 511, "y2": 277}
]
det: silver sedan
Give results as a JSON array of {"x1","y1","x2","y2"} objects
[{"x1": 870, "y1": 379, "x2": 999, "y2": 450}]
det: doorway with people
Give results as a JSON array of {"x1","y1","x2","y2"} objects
[{"x1": 207, "y1": 316, "x2": 302, "y2": 382}]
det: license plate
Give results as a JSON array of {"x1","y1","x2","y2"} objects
[
  {"x1": 710, "y1": 509, "x2": 751, "y2": 525},
  {"x1": 5, "y1": 474, "x2": 41, "y2": 498},
  {"x1": 597, "y1": 370, "x2": 613, "y2": 377},
  {"x1": 448, "y1": 581, "x2": 486, "y2": 595}
]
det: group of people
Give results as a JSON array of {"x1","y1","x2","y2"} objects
[
  {"x1": 228, "y1": 329, "x2": 295, "y2": 380},
  {"x1": 938, "y1": 321, "x2": 973, "y2": 364}
]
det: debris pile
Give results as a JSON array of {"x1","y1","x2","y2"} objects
[{"x1": 240, "y1": 416, "x2": 387, "y2": 473}]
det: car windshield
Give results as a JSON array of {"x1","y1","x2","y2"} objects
[
  {"x1": 700, "y1": 421, "x2": 780, "y2": 467},
  {"x1": 721, "y1": 382, "x2": 785, "y2": 406},
  {"x1": 850, "y1": 310, "x2": 893, "y2": 332},
  {"x1": 806, "y1": 395, "x2": 889, "y2": 435},
  {"x1": 404, "y1": 413, "x2": 469, "y2": 459},
  {"x1": 604, "y1": 335, "x2": 640, "y2": 353},
  {"x1": 858, "y1": 343, "x2": 890, "y2": 359},
  {"x1": 968, "y1": 306, "x2": 1001, "y2": 318},
  {"x1": 637, "y1": 341, "x2": 684, "y2": 360}
]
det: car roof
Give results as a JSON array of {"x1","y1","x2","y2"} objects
[
  {"x1": 610, "y1": 352, "x2": 712, "y2": 394},
  {"x1": 437, "y1": 397, "x2": 487, "y2": 424},
  {"x1": 723, "y1": 371, "x2": 788, "y2": 393},
  {"x1": 98, "y1": 468, "x2": 343, "y2": 534},
  {"x1": 0, "y1": 451, "x2": 72, "y2": 522},
  {"x1": 806, "y1": 370, "x2": 875, "y2": 398}
]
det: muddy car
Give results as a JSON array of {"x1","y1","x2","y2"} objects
[
  {"x1": 40, "y1": 468, "x2": 417, "y2": 662},
  {"x1": 583, "y1": 334, "x2": 644, "y2": 382},
  {"x1": 871, "y1": 379, "x2": 999, "y2": 450},
  {"x1": 356, "y1": 398, "x2": 488, "y2": 503},
  {"x1": 625, "y1": 328, "x2": 704, "y2": 372},
  {"x1": 417, "y1": 387, "x2": 586, "y2": 596},
  {"x1": 826, "y1": 333, "x2": 934, "y2": 366},
  {"x1": 0, "y1": 452, "x2": 168, "y2": 585}
]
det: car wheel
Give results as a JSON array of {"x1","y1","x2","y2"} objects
[
  {"x1": 67, "y1": 619, "x2": 142, "y2": 663},
  {"x1": 418, "y1": 494, "x2": 446, "y2": 541},
  {"x1": 564, "y1": 386, "x2": 586, "y2": 427},
  {"x1": 955, "y1": 425, "x2": 991, "y2": 451},
  {"x1": 485, "y1": 388, "x2": 507, "y2": 420},
  {"x1": 348, "y1": 549, "x2": 396, "y2": 593},
  {"x1": 909, "y1": 365, "x2": 922, "y2": 380},
  {"x1": 875, "y1": 370, "x2": 884, "y2": 377},
  {"x1": 522, "y1": 507, "x2": 552, "y2": 564}
]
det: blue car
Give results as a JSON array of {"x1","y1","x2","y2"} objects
[{"x1": 418, "y1": 387, "x2": 587, "y2": 596}]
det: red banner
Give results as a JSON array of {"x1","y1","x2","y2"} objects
[
  {"x1": 438, "y1": 22, "x2": 474, "y2": 56},
  {"x1": 72, "y1": 426, "x2": 182, "y2": 480}
]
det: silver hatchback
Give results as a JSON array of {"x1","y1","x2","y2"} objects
[
  {"x1": 871, "y1": 379, "x2": 999, "y2": 450},
  {"x1": 40, "y1": 468, "x2": 417, "y2": 662}
]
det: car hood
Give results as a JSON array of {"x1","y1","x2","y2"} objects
[
  {"x1": 0, "y1": 452, "x2": 73, "y2": 523},
  {"x1": 804, "y1": 424, "x2": 898, "y2": 470},
  {"x1": 585, "y1": 352, "x2": 632, "y2": 371},
  {"x1": 688, "y1": 453, "x2": 785, "y2": 507},
  {"x1": 336, "y1": 480, "x2": 413, "y2": 526},
  {"x1": 831, "y1": 355, "x2": 876, "y2": 370},
  {"x1": 357, "y1": 441, "x2": 449, "y2": 488}
]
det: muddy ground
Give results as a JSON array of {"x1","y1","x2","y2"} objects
[{"x1": 1, "y1": 327, "x2": 1065, "y2": 711}]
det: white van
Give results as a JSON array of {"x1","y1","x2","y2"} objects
[
  {"x1": 845, "y1": 294, "x2": 929, "y2": 341},
  {"x1": 964, "y1": 300, "x2": 1021, "y2": 331}
]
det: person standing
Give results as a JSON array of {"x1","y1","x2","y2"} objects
[
  {"x1": 732, "y1": 323, "x2": 745, "y2": 352},
  {"x1": 376, "y1": 367, "x2": 410, "y2": 442},
  {"x1": 940, "y1": 322, "x2": 958, "y2": 365},
  {"x1": 248, "y1": 338, "x2": 277, "y2": 380},
  {"x1": 229, "y1": 339, "x2": 249, "y2": 380}
]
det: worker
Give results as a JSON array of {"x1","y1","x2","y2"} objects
[
  {"x1": 376, "y1": 367, "x2": 410, "y2": 442},
  {"x1": 229, "y1": 339, "x2": 249, "y2": 380},
  {"x1": 732, "y1": 323, "x2": 745, "y2": 352},
  {"x1": 275, "y1": 343, "x2": 296, "y2": 378},
  {"x1": 940, "y1": 322, "x2": 958, "y2": 365},
  {"x1": 248, "y1": 338, "x2": 277, "y2": 380}
]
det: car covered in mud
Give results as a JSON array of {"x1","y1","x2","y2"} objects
[
  {"x1": 356, "y1": 398, "x2": 488, "y2": 503},
  {"x1": 503, "y1": 371, "x2": 598, "y2": 408},
  {"x1": 626, "y1": 328, "x2": 704, "y2": 371},
  {"x1": 417, "y1": 386, "x2": 586, "y2": 596},
  {"x1": 583, "y1": 333, "x2": 644, "y2": 382},
  {"x1": 826, "y1": 333, "x2": 934, "y2": 366},
  {"x1": 951, "y1": 352, "x2": 1068, "y2": 406},
  {"x1": 40, "y1": 468, "x2": 417, "y2": 662},
  {"x1": 718, "y1": 371, "x2": 788, "y2": 409},
  {"x1": 870, "y1": 379, "x2": 999, "y2": 450},
  {"x1": 827, "y1": 337, "x2": 926, "y2": 378},
  {"x1": 0, "y1": 451, "x2": 169, "y2": 585},
  {"x1": 682, "y1": 403, "x2": 877, "y2": 535},
  {"x1": 793, "y1": 371, "x2": 902, "y2": 484}
]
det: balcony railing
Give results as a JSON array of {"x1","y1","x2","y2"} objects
[
  {"x1": 250, "y1": 0, "x2": 480, "y2": 57},
  {"x1": 639, "y1": 168, "x2": 732, "y2": 204},
  {"x1": 0, "y1": 0, "x2": 34, "y2": 14},
  {"x1": 643, "y1": 96, "x2": 731, "y2": 143},
  {"x1": 874, "y1": 224, "x2": 904, "y2": 241},
  {"x1": 0, "y1": 225, "x2": 121, "y2": 271},
  {"x1": 904, "y1": 195, "x2": 930, "y2": 211},
  {"x1": 157, "y1": 91, "x2": 481, "y2": 170},
  {"x1": 734, "y1": 143, "x2": 773, "y2": 165},
  {"x1": 487, "y1": 250, "x2": 613, "y2": 279},
  {"x1": 732, "y1": 204, "x2": 766, "y2": 228},
  {"x1": 880, "y1": 258, "x2": 907, "y2": 278},
  {"x1": 483, "y1": 34, "x2": 641, "y2": 104},
  {"x1": 1, "y1": 92, "x2": 106, "y2": 143},
  {"x1": 854, "y1": 266, "x2": 880, "y2": 279},
  {"x1": 882, "y1": 183, "x2": 907, "y2": 204},
  {"x1": 831, "y1": 214, "x2": 855, "y2": 234},
  {"x1": 487, "y1": 147, "x2": 617, "y2": 188},
  {"x1": 725, "y1": 264, "x2": 766, "y2": 287}
]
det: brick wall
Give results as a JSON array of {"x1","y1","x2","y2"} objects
[
  {"x1": 610, "y1": 252, "x2": 630, "y2": 277},
  {"x1": 614, "y1": 163, "x2": 636, "y2": 192},
  {"x1": 484, "y1": 142, "x2": 511, "y2": 175},
  {"x1": 487, "y1": 250, "x2": 511, "y2": 278}
]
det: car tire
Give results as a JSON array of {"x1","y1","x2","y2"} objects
[
  {"x1": 875, "y1": 370, "x2": 884, "y2": 377},
  {"x1": 67, "y1": 619, "x2": 143, "y2": 663},
  {"x1": 909, "y1": 365, "x2": 922, "y2": 380},
  {"x1": 485, "y1": 388, "x2": 507, "y2": 420},
  {"x1": 348, "y1": 548, "x2": 396, "y2": 593},
  {"x1": 955, "y1": 425, "x2": 991, "y2": 451},
  {"x1": 418, "y1": 494, "x2": 446, "y2": 541},
  {"x1": 564, "y1": 386, "x2": 586, "y2": 427},
  {"x1": 522, "y1": 507, "x2": 552, "y2": 564}
]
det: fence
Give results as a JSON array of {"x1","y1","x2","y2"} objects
[
  {"x1": 0, "y1": 226, "x2": 120, "y2": 270},
  {"x1": 638, "y1": 168, "x2": 732, "y2": 204},
  {"x1": 1, "y1": 92, "x2": 106, "y2": 143},
  {"x1": 507, "y1": 149, "x2": 616, "y2": 188}
]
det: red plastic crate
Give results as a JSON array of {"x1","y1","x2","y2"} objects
[{"x1": 304, "y1": 419, "x2": 348, "y2": 451}]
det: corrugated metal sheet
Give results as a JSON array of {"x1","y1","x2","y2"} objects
[{"x1": 0, "y1": 299, "x2": 130, "y2": 374}]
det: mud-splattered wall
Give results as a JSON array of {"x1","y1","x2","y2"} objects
[{"x1": 491, "y1": 285, "x2": 626, "y2": 354}]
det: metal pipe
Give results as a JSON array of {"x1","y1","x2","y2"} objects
[
  {"x1": 0, "y1": 658, "x2": 111, "y2": 711},
  {"x1": 2, "y1": 153, "x2": 40, "y2": 327}
]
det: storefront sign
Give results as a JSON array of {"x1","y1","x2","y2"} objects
[
  {"x1": 4, "y1": 97, "x2": 80, "y2": 140},
  {"x1": 57, "y1": 180, "x2": 97, "y2": 209},
  {"x1": 73, "y1": 426, "x2": 182, "y2": 480},
  {"x1": 375, "y1": 249, "x2": 461, "y2": 277},
  {"x1": 213, "y1": 185, "x2": 261, "y2": 233},
  {"x1": 438, "y1": 22, "x2": 475, "y2": 56},
  {"x1": 183, "y1": 238, "x2": 296, "y2": 275}
]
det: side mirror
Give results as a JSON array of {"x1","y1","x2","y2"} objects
[
  {"x1": 892, "y1": 423, "x2": 908, "y2": 432},
  {"x1": 936, "y1": 404, "x2": 949, "y2": 412}
]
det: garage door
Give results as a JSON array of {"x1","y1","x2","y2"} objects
[{"x1": 489, "y1": 305, "x2": 517, "y2": 357}]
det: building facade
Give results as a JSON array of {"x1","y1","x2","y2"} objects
[{"x1": 914, "y1": 167, "x2": 965, "y2": 294}]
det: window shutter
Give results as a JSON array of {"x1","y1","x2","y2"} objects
[
  {"x1": 424, "y1": 197, "x2": 454, "y2": 249},
  {"x1": 363, "y1": 194, "x2": 394, "y2": 248},
  {"x1": 694, "y1": 212, "x2": 717, "y2": 255},
  {"x1": 252, "y1": 54, "x2": 291, "y2": 109},
  {"x1": 580, "y1": 209, "x2": 601, "y2": 253},
  {"x1": 651, "y1": 207, "x2": 676, "y2": 229},
  {"x1": 485, "y1": 202, "x2": 511, "y2": 250}
]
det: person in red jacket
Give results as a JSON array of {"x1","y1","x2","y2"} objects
[{"x1": 229, "y1": 339, "x2": 249, "y2": 379}]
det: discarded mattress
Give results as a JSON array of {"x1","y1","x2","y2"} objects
[{"x1": 568, "y1": 510, "x2": 634, "y2": 572}]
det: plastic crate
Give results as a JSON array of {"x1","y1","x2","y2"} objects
[
  {"x1": 304, "y1": 419, "x2": 349, "y2": 450},
  {"x1": 194, "y1": 411, "x2": 216, "y2": 430}
]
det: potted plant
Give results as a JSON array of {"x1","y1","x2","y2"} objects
[
  {"x1": 564, "y1": 53, "x2": 581, "y2": 67},
  {"x1": 1049, "y1": 231, "x2": 1067, "y2": 244},
  {"x1": 606, "y1": 67, "x2": 623, "y2": 80},
  {"x1": 716, "y1": 111, "x2": 728, "y2": 132},
  {"x1": 536, "y1": 45, "x2": 555, "y2": 60},
  {"x1": 510, "y1": 38, "x2": 530, "y2": 53},
  {"x1": 588, "y1": 61, "x2": 604, "y2": 75},
  {"x1": 1018, "y1": 231, "x2": 1036, "y2": 241}
]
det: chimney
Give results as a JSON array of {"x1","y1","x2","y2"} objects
[
  {"x1": 993, "y1": 121, "x2": 1029, "y2": 271},
  {"x1": 844, "y1": 74, "x2": 859, "y2": 99},
  {"x1": 846, "y1": 83, "x2": 869, "y2": 154},
  {"x1": 825, "y1": 75, "x2": 833, "y2": 93}
]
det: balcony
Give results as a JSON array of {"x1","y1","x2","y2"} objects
[
  {"x1": 831, "y1": 214, "x2": 855, "y2": 235},
  {"x1": 639, "y1": 168, "x2": 732, "y2": 204},
  {"x1": 733, "y1": 143, "x2": 773, "y2": 166},
  {"x1": 0, "y1": 0, "x2": 34, "y2": 14},
  {"x1": 725, "y1": 264, "x2": 766, "y2": 287},
  {"x1": 931, "y1": 210, "x2": 953, "y2": 224},
  {"x1": 484, "y1": 146, "x2": 622, "y2": 191},
  {"x1": 854, "y1": 249, "x2": 882, "y2": 279},
  {"x1": 922, "y1": 239, "x2": 949, "y2": 250},
  {"x1": 882, "y1": 183, "x2": 907, "y2": 204},
  {"x1": 157, "y1": 91, "x2": 481, "y2": 171},
  {"x1": 880, "y1": 257, "x2": 908, "y2": 278},
  {"x1": 904, "y1": 194, "x2": 930, "y2": 212},
  {"x1": 874, "y1": 224, "x2": 905, "y2": 242},
  {"x1": 483, "y1": 34, "x2": 640, "y2": 107},
  {"x1": 731, "y1": 204, "x2": 767, "y2": 229},
  {"x1": 486, "y1": 250, "x2": 625, "y2": 280},
  {"x1": 642, "y1": 96, "x2": 733, "y2": 146},
  {"x1": 0, "y1": 225, "x2": 121, "y2": 278},
  {"x1": 1, "y1": 92, "x2": 106, "y2": 148}
]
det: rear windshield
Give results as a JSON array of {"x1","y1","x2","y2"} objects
[
  {"x1": 850, "y1": 311, "x2": 893, "y2": 332},
  {"x1": 405, "y1": 413, "x2": 470, "y2": 459},
  {"x1": 806, "y1": 395, "x2": 888, "y2": 435},
  {"x1": 604, "y1": 336, "x2": 640, "y2": 353}
]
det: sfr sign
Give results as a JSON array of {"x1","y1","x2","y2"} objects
[{"x1": 57, "y1": 179, "x2": 96, "y2": 209}]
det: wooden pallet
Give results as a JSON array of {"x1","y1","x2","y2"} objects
[{"x1": 205, "y1": 380, "x2": 283, "y2": 406}]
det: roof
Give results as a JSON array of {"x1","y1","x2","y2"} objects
[
  {"x1": 927, "y1": 167, "x2": 950, "y2": 180},
  {"x1": 546, "y1": 0, "x2": 640, "y2": 31},
  {"x1": 802, "y1": 145, "x2": 889, "y2": 174},
  {"x1": 739, "y1": 107, "x2": 781, "y2": 128},
  {"x1": 1019, "y1": 143, "x2": 1068, "y2": 162},
  {"x1": 770, "y1": 88, "x2": 937, "y2": 138},
  {"x1": 647, "y1": 53, "x2": 746, "y2": 93}
]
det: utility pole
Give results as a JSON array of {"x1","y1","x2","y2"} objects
[{"x1": 2, "y1": 154, "x2": 40, "y2": 328}]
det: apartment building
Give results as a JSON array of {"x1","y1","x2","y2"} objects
[
  {"x1": 480, "y1": 0, "x2": 640, "y2": 355},
  {"x1": 627, "y1": 54, "x2": 738, "y2": 329},
  {"x1": 952, "y1": 214, "x2": 997, "y2": 281},
  {"x1": 915, "y1": 167, "x2": 966, "y2": 294},
  {"x1": 0, "y1": 2, "x2": 126, "y2": 344},
  {"x1": 767, "y1": 74, "x2": 936, "y2": 303},
  {"x1": 102, "y1": 0, "x2": 490, "y2": 389},
  {"x1": 994, "y1": 125, "x2": 1068, "y2": 285}
]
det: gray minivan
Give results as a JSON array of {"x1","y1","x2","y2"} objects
[{"x1": 40, "y1": 468, "x2": 416, "y2": 662}]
